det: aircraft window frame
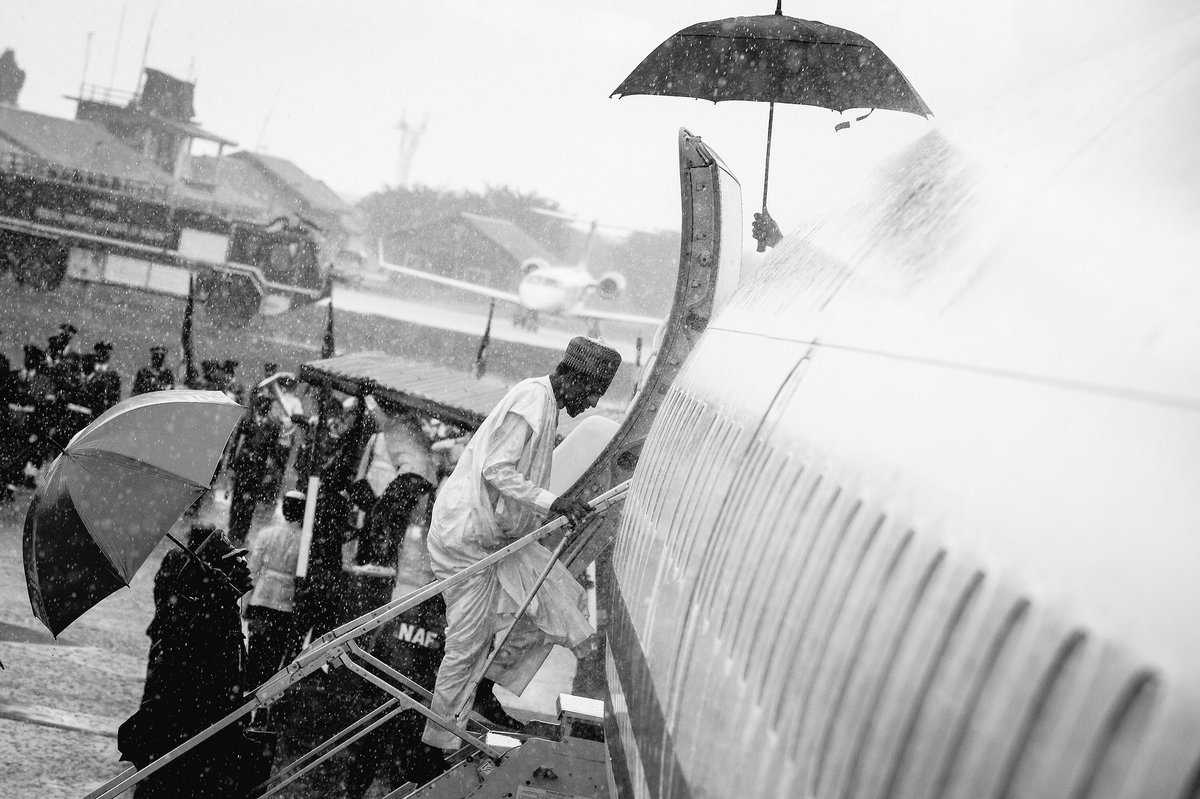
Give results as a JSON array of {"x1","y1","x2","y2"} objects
[
  {"x1": 729, "y1": 468, "x2": 828, "y2": 661},
  {"x1": 983, "y1": 630, "x2": 1089, "y2": 797},
  {"x1": 716, "y1": 459, "x2": 818, "y2": 642},
  {"x1": 808, "y1": 545, "x2": 946, "y2": 794},
  {"x1": 789, "y1": 527, "x2": 915, "y2": 765},
  {"x1": 765, "y1": 509, "x2": 885, "y2": 732},
  {"x1": 741, "y1": 484, "x2": 854, "y2": 688},
  {"x1": 866, "y1": 569, "x2": 986, "y2": 795},
  {"x1": 677, "y1": 420, "x2": 750, "y2": 576},
  {"x1": 917, "y1": 597, "x2": 1031, "y2": 793},
  {"x1": 692, "y1": 442, "x2": 778, "y2": 619},
  {"x1": 667, "y1": 411, "x2": 736, "y2": 564}
]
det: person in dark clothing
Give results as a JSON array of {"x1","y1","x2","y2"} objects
[
  {"x1": 41, "y1": 329, "x2": 77, "y2": 444},
  {"x1": 132, "y1": 346, "x2": 176, "y2": 395},
  {"x1": 222, "y1": 359, "x2": 246, "y2": 404},
  {"x1": 340, "y1": 591, "x2": 450, "y2": 798},
  {"x1": 288, "y1": 486, "x2": 351, "y2": 649},
  {"x1": 15, "y1": 344, "x2": 56, "y2": 472},
  {"x1": 0, "y1": 335, "x2": 18, "y2": 500},
  {"x1": 84, "y1": 341, "x2": 122, "y2": 416},
  {"x1": 358, "y1": 474, "x2": 434, "y2": 569},
  {"x1": 228, "y1": 395, "x2": 282, "y2": 543},
  {"x1": 118, "y1": 526, "x2": 254, "y2": 799},
  {"x1": 342, "y1": 474, "x2": 435, "y2": 620}
]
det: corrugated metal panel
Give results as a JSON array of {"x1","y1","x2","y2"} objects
[
  {"x1": 299, "y1": 351, "x2": 511, "y2": 430},
  {"x1": 300, "y1": 351, "x2": 627, "y2": 436}
]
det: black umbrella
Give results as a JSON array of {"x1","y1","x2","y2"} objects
[{"x1": 612, "y1": 4, "x2": 932, "y2": 249}]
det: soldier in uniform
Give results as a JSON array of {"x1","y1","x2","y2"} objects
[
  {"x1": 197, "y1": 359, "x2": 220, "y2": 391},
  {"x1": 86, "y1": 341, "x2": 122, "y2": 417},
  {"x1": 222, "y1": 359, "x2": 245, "y2": 404},
  {"x1": 0, "y1": 333, "x2": 18, "y2": 500},
  {"x1": 133, "y1": 346, "x2": 176, "y2": 395},
  {"x1": 14, "y1": 344, "x2": 54, "y2": 477},
  {"x1": 227, "y1": 394, "x2": 282, "y2": 543},
  {"x1": 56, "y1": 323, "x2": 81, "y2": 380},
  {"x1": 51, "y1": 326, "x2": 96, "y2": 441}
]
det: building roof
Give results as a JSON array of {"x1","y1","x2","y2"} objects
[
  {"x1": 0, "y1": 104, "x2": 173, "y2": 187},
  {"x1": 451, "y1": 212, "x2": 561, "y2": 264},
  {"x1": 299, "y1": 350, "x2": 512, "y2": 430},
  {"x1": 197, "y1": 154, "x2": 292, "y2": 217},
  {"x1": 231, "y1": 151, "x2": 356, "y2": 220}
]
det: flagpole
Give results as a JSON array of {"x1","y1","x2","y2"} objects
[
  {"x1": 299, "y1": 298, "x2": 336, "y2": 578},
  {"x1": 474, "y1": 299, "x2": 495, "y2": 379}
]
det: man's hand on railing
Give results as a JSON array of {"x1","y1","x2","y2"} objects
[{"x1": 550, "y1": 495, "x2": 593, "y2": 528}]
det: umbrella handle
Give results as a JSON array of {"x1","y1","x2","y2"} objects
[
  {"x1": 757, "y1": 102, "x2": 776, "y2": 253},
  {"x1": 165, "y1": 531, "x2": 242, "y2": 597}
]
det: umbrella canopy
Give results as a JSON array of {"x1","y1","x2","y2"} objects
[
  {"x1": 23, "y1": 390, "x2": 244, "y2": 636},
  {"x1": 612, "y1": 11, "x2": 932, "y2": 249},
  {"x1": 612, "y1": 14, "x2": 931, "y2": 116}
]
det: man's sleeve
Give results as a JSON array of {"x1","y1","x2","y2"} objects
[{"x1": 480, "y1": 411, "x2": 555, "y2": 514}]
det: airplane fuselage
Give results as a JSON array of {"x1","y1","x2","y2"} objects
[
  {"x1": 581, "y1": 7, "x2": 1200, "y2": 797},
  {"x1": 517, "y1": 265, "x2": 598, "y2": 316}
]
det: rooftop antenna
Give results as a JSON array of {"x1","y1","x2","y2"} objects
[
  {"x1": 255, "y1": 82, "x2": 283, "y2": 152},
  {"x1": 109, "y1": 0, "x2": 128, "y2": 89},
  {"x1": 394, "y1": 112, "x2": 426, "y2": 187},
  {"x1": 79, "y1": 31, "x2": 94, "y2": 97},
  {"x1": 136, "y1": 0, "x2": 161, "y2": 96}
]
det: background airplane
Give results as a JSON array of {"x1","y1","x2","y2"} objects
[{"x1": 376, "y1": 217, "x2": 662, "y2": 337}]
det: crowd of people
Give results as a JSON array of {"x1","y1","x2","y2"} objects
[
  {"x1": 78, "y1": 332, "x2": 622, "y2": 798},
  {"x1": 0, "y1": 324, "x2": 262, "y2": 502},
  {"x1": 1, "y1": 325, "x2": 124, "y2": 500}
]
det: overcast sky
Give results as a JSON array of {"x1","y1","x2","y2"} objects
[{"x1": 4, "y1": 0, "x2": 1182, "y2": 235}]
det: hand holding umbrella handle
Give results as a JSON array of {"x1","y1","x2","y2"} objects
[
  {"x1": 753, "y1": 208, "x2": 783, "y2": 251},
  {"x1": 165, "y1": 532, "x2": 244, "y2": 599}
]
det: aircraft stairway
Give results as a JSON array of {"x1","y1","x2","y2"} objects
[{"x1": 80, "y1": 482, "x2": 629, "y2": 799}]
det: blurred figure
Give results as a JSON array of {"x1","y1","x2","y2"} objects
[
  {"x1": 266, "y1": 374, "x2": 306, "y2": 471},
  {"x1": 85, "y1": 341, "x2": 122, "y2": 416},
  {"x1": 340, "y1": 569, "x2": 449, "y2": 798},
  {"x1": 197, "y1": 359, "x2": 221, "y2": 391},
  {"x1": 15, "y1": 344, "x2": 56, "y2": 474},
  {"x1": 245, "y1": 491, "x2": 306, "y2": 689},
  {"x1": 0, "y1": 332, "x2": 18, "y2": 500},
  {"x1": 223, "y1": 359, "x2": 246, "y2": 404},
  {"x1": 343, "y1": 474, "x2": 435, "y2": 620},
  {"x1": 360, "y1": 474, "x2": 434, "y2": 569},
  {"x1": 0, "y1": 48, "x2": 25, "y2": 106},
  {"x1": 228, "y1": 394, "x2": 282, "y2": 544},
  {"x1": 132, "y1": 346, "x2": 175, "y2": 395},
  {"x1": 117, "y1": 526, "x2": 253, "y2": 799},
  {"x1": 288, "y1": 485, "x2": 352, "y2": 648}
]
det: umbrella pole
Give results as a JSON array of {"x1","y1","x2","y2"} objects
[
  {"x1": 165, "y1": 531, "x2": 241, "y2": 596},
  {"x1": 166, "y1": 531, "x2": 207, "y2": 569},
  {"x1": 757, "y1": 101, "x2": 776, "y2": 253}
]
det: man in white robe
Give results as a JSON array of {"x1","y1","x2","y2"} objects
[{"x1": 421, "y1": 337, "x2": 621, "y2": 751}]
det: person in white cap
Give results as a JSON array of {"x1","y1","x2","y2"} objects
[
  {"x1": 421, "y1": 336, "x2": 621, "y2": 751},
  {"x1": 244, "y1": 491, "x2": 306, "y2": 688}
]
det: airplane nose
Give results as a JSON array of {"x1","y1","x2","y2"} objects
[{"x1": 519, "y1": 283, "x2": 559, "y2": 311}]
